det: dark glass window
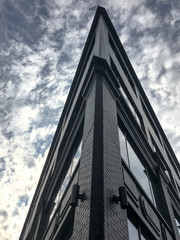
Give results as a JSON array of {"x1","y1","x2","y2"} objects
[
  {"x1": 175, "y1": 218, "x2": 180, "y2": 235},
  {"x1": 128, "y1": 219, "x2": 139, "y2": 240},
  {"x1": 118, "y1": 128, "x2": 156, "y2": 205},
  {"x1": 128, "y1": 218, "x2": 153, "y2": 240},
  {"x1": 174, "y1": 178, "x2": 180, "y2": 197},
  {"x1": 175, "y1": 217, "x2": 180, "y2": 236},
  {"x1": 172, "y1": 209, "x2": 180, "y2": 236},
  {"x1": 109, "y1": 34, "x2": 137, "y2": 96},
  {"x1": 165, "y1": 145, "x2": 179, "y2": 177},
  {"x1": 71, "y1": 141, "x2": 82, "y2": 174},
  {"x1": 119, "y1": 86, "x2": 141, "y2": 128},
  {"x1": 118, "y1": 129, "x2": 129, "y2": 165},
  {"x1": 141, "y1": 234, "x2": 147, "y2": 240},
  {"x1": 141, "y1": 99, "x2": 161, "y2": 144},
  {"x1": 49, "y1": 141, "x2": 82, "y2": 221}
]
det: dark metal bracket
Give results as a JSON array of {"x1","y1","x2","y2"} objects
[
  {"x1": 70, "y1": 184, "x2": 86, "y2": 207},
  {"x1": 112, "y1": 186, "x2": 128, "y2": 209}
]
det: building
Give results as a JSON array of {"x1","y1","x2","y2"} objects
[{"x1": 20, "y1": 6, "x2": 180, "y2": 240}]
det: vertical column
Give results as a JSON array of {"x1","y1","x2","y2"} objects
[
  {"x1": 72, "y1": 76, "x2": 104, "y2": 240},
  {"x1": 103, "y1": 82, "x2": 129, "y2": 240},
  {"x1": 72, "y1": 76, "x2": 129, "y2": 240},
  {"x1": 89, "y1": 77, "x2": 104, "y2": 239}
]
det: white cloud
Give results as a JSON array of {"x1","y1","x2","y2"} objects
[
  {"x1": 12, "y1": 106, "x2": 40, "y2": 132},
  {"x1": 131, "y1": 6, "x2": 157, "y2": 30},
  {"x1": 106, "y1": 0, "x2": 146, "y2": 12}
]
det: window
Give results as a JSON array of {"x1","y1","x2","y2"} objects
[
  {"x1": 118, "y1": 128, "x2": 156, "y2": 205},
  {"x1": 165, "y1": 145, "x2": 179, "y2": 177},
  {"x1": 175, "y1": 218, "x2": 180, "y2": 235},
  {"x1": 141, "y1": 99, "x2": 161, "y2": 144},
  {"x1": 128, "y1": 218, "x2": 149, "y2": 240},
  {"x1": 174, "y1": 210, "x2": 180, "y2": 236},
  {"x1": 128, "y1": 219, "x2": 139, "y2": 240},
  {"x1": 149, "y1": 134, "x2": 156, "y2": 153},
  {"x1": 110, "y1": 56, "x2": 119, "y2": 80},
  {"x1": 85, "y1": 35, "x2": 95, "y2": 64},
  {"x1": 174, "y1": 178, "x2": 180, "y2": 197},
  {"x1": 49, "y1": 141, "x2": 82, "y2": 221},
  {"x1": 71, "y1": 141, "x2": 82, "y2": 174},
  {"x1": 119, "y1": 86, "x2": 141, "y2": 127},
  {"x1": 54, "y1": 208, "x2": 75, "y2": 240},
  {"x1": 109, "y1": 34, "x2": 137, "y2": 96}
]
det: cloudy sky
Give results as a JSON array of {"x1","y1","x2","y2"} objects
[{"x1": 0, "y1": 0, "x2": 180, "y2": 239}]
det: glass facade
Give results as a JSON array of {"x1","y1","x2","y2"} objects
[
  {"x1": 175, "y1": 218, "x2": 180, "y2": 235},
  {"x1": 49, "y1": 141, "x2": 82, "y2": 221},
  {"x1": 119, "y1": 87, "x2": 141, "y2": 127},
  {"x1": 128, "y1": 219, "x2": 139, "y2": 240},
  {"x1": 128, "y1": 219, "x2": 148, "y2": 240},
  {"x1": 118, "y1": 128, "x2": 155, "y2": 204}
]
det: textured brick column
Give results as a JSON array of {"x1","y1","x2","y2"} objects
[
  {"x1": 72, "y1": 76, "x2": 128, "y2": 240},
  {"x1": 103, "y1": 81, "x2": 128, "y2": 240},
  {"x1": 72, "y1": 77, "x2": 104, "y2": 240}
]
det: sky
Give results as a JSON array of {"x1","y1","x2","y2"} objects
[{"x1": 0, "y1": 0, "x2": 180, "y2": 239}]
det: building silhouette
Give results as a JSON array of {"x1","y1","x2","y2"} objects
[{"x1": 20, "y1": 6, "x2": 180, "y2": 240}]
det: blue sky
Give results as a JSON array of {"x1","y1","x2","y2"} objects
[{"x1": 0, "y1": 0, "x2": 180, "y2": 239}]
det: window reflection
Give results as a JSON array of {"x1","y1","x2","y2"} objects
[
  {"x1": 141, "y1": 234, "x2": 147, "y2": 240},
  {"x1": 118, "y1": 130, "x2": 128, "y2": 165},
  {"x1": 119, "y1": 87, "x2": 141, "y2": 127},
  {"x1": 49, "y1": 141, "x2": 82, "y2": 221},
  {"x1": 71, "y1": 142, "x2": 82, "y2": 175},
  {"x1": 175, "y1": 218, "x2": 180, "y2": 235},
  {"x1": 128, "y1": 218, "x2": 149, "y2": 240},
  {"x1": 118, "y1": 128, "x2": 155, "y2": 205},
  {"x1": 127, "y1": 142, "x2": 152, "y2": 201},
  {"x1": 128, "y1": 219, "x2": 139, "y2": 240}
]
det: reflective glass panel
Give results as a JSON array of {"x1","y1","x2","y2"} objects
[
  {"x1": 118, "y1": 128, "x2": 129, "y2": 165},
  {"x1": 49, "y1": 193, "x2": 59, "y2": 221},
  {"x1": 61, "y1": 167, "x2": 71, "y2": 195},
  {"x1": 71, "y1": 141, "x2": 82, "y2": 174},
  {"x1": 141, "y1": 234, "x2": 147, "y2": 240},
  {"x1": 127, "y1": 142, "x2": 153, "y2": 202},
  {"x1": 49, "y1": 141, "x2": 82, "y2": 222},
  {"x1": 175, "y1": 218, "x2": 180, "y2": 235},
  {"x1": 134, "y1": 111, "x2": 141, "y2": 126},
  {"x1": 128, "y1": 219, "x2": 139, "y2": 240}
]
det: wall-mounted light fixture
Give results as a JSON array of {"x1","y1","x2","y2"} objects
[
  {"x1": 112, "y1": 186, "x2": 128, "y2": 209},
  {"x1": 70, "y1": 184, "x2": 86, "y2": 207}
]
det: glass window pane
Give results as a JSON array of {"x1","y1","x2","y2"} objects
[
  {"x1": 120, "y1": 87, "x2": 135, "y2": 115},
  {"x1": 61, "y1": 168, "x2": 71, "y2": 195},
  {"x1": 127, "y1": 142, "x2": 153, "y2": 202},
  {"x1": 118, "y1": 128, "x2": 129, "y2": 165},
  {"x1": 49, "y1": 187, "x2": 62, "y2": 221},
  {"x1": 128, "y1": 219, "x2": 139, "y2": 240},
  {"x1": 141, "y1": 234, "x2": 147, "y2": 240},
  {"x1": 71, "y1": 141, "x2": 82, "y2": 174},
  {"x1": 134, "y1": 111, "x2": 141, "y2": 127},
  {"x1": 175, "y1": 218, "x2": 180, "y2": 235},
  {"x1": 49, "y1": 141, "x2": 82, "y2": 222}
]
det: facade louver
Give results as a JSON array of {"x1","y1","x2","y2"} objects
[{"x1": 20, "y1": 6, "x2": 180, "y2": 240}]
